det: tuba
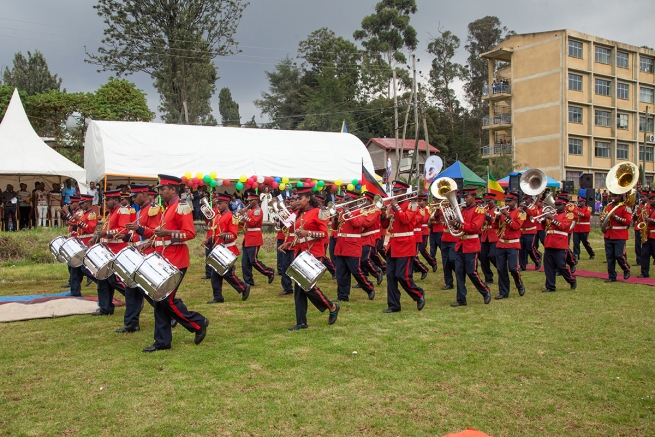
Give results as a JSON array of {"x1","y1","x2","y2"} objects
[
  {"x1": 200, "y1": 198, "x2": 216, "y2": 220},
  {"x1": 519, "y1": 169, "x2": 547, "y2": 208},
  {"x1": 600, "y1": 162, "x2": 639, "y2": 233},
  {"x1": 430, "y1": 177, "x2": 464, "y2": 237}
]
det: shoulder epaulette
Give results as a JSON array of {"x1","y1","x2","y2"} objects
[
  {"x1": 118, "y1": 206, "x2": 130, "y2": 215},
  {"x1": 254, "y1": 208, "x2": 261, "y2": 216},
  {"x1": 319, "y1": 209, "x2": 329, "y2": 221},
  {"x1": 148, "y1": 205, "x2": 160, "y2": 217},
  {"x1": 176, "y1": 202, "x2": 191, "y2": 215},
  {"x1": 475, "y1": 206, "x2": 485, "y2": 214},
  {"x1": 87, "y1": 212, "x2": 96, "y2": 221},
  {"x1": 129, "y1": 207, "x2": 136, "y2": 214},
  {"x1": 519, "y1": 211, "x2": 527, "y2": 221},
  {"x1": 566, "y1": 212, "x2": 574, "y2": 220}
]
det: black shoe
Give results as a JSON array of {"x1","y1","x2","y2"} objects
[
  {"x1": 383, "y1": 308, "x2": 400, "y2": 313},
  {"x1": 70, "y1": 293, "x2": 82, "y2": 297},
  {"x1": 542, "y1": 288, "x2": 556, "y2": 292},
  {"x1": 288, "y1": 323, "x2": 308, "y2": 331},
  {"x1": 61, "y1": 284, "x2": 71, "y2": 289},
  {"x1": 604, "y1": 278, "x2": 616, "y2": 283},
  {"x1": 534, "y1": 262, "x2": 541, "y2": 271},
  {"x1": 450, "y1": 302, "x2": 467, "y2": 307},
  {"x1": 484, "y1": 280, "x2": 494, "y2": 286},
  {"x1": 520, "y1": 267, "x2": 526, "y2": 272},
  {"x1": 494, "y1": 295, "x2": 506, "y2": 300},
  {"x1": 142, "y1": 344, "x2": 170, "y2": 353},
  {"x1": 206, "y1": 298, "x2": 224, "y2": 304},
  {"x1": 331, "y1": 274, "x2": 336, "y2": 280},
  {"x1": 376, "y1": 271, "x2": 384, "y2": 286},
  {"x1": 442, "y1": 285, "x2": 453, "y2": 290},
  {"x1": 335, "y1": 297, "x2": 349, "y2": 302},
  {"x1": 484, "y1": 293, "x2": 491, "y2": 304},
  {"x1": 85, "y1": 278, "x2": 93, "y2": 287},
  {"x1": 417, "y1": 296, "x2": 425, "y2": 311},
  {"x1": 171, "y1": 319, "x2": 178, "y2": 328},
  {"x1": 624, "y1": 271, "x2": 631, "y2": 280},
  {"x1": 91, "y1": 310, "x2": 112, "y2": 316},
  {"x1": 328, "y1": 304, "x2": 340, "y2": 325},
  {"x1": 570, "y1": 281, "x2": 577, "y2": 290},
  {"x1": 201, "y1": 276, "x2": 211, "y2": 280},
  {"x1": 115, "y1": 323, "x2": 140, "y2": 333},
  {"x1": 432, "y1": 264, "x2": 438, "y2": 273},
  {"x1": 368, "y1": 290, "x2": 375, "y2": 300},
  {"x1": 194, "y1": 318, "x2": 209, "y2": 345},
  {"x1": 570, "y1": 266, "x2": 576, "y2": 274},
  {"x1": 268, "y1": 274, "x2": 275, "y2": 284},
  {"x1": 518, "y1": 286, "x2": 525, "y2": 296},
  {"x1": 242, "y1": 284, "x2": 251, "y2": 301},
  {"x1": 420, "y1": 271, "x2": 428, "y2": 280},
  {"x1": 279, "y1": 290, "x2": 293, "y2": 295},
  {"x1": 590, "y1": 255, "x2": 595, "y2": 260},
  {"x1": 637, "y1": 274, "x2": 649, "y2": 278},
  {"x1": 353, "y1": 283, "x2": 362, "y2": 289}
]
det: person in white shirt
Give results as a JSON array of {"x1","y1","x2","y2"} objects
[
  {"x1": 87, "y1": 181, "x2": 99, "y2": 206},
  {"x1": 49, "y1": 183, "x2": 62, "y2": 228},
  {"x1": 34, "y1": 182, "x2": 50, "y2": 227}
]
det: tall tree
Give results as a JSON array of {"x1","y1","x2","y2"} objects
[
  {"x1": 218, "y1": 87, "x2": 241, "y2": 126},
  {"x1": 254, "y1": 57, "x2": 305, "y2": 130},
  {"x1": 2, "y1": 50, "x2": 63, "y2": 96},
  {"x1": 243, "y1": 115, "x2": 258, "y2": 128},
  {"x1": 87, "y1": 0, "x2": 248, "y2": 125}
]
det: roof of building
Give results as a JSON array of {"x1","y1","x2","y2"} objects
[{"x1": 366, "y1": 138, "x2": 439, "y2": 153}]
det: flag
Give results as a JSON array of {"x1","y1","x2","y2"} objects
[
  {"x1": 488, "y1": 172, "x2": 505, "y2": 200},
  {"x1": 341, "y1": 120, "x2": 347, "y2": 133},
  {"x1": 362, "y1": 164, "x2": 387, "y2": 198}
]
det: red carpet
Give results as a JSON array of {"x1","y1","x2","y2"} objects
[{"x1": 525, "y1": 265, "x2": 655, "y2": 287}]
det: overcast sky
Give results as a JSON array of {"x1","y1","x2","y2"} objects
[{"x1": 1, "y1": 0, "x2": 653, "y2": 124}]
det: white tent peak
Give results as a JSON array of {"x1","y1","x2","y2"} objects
[{"x1": 0, "y1": 89, "x2": 37, "y2": 139}]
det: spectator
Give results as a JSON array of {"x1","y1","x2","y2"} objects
[
  {"x1": 49, "y1": 183, "x2": 62, "y2": 228},
  {"x1": 61, "y1": 179, "x2": 76, "y2": 205},
  {"x1": 3, "y1": 184, "x2": 18, "y2": 231},
  {"x1": 260, "y1": 185, "x2": 272, "y2": 222},
  {"x1": 181, "y1": 186, "x2": 194, "y2": 215},
  {"x1": 34, "y1": 182, "x2": 49, "y2": 227},
  {"x1": 601, "y1": 189, "x2": 609, "y2": 208},
  {"x1": 192, "y1": 187, "x2": 202, "y2": 220},
  {"x1": 17, "y1": 183, "x2": 31, "y2": 230},
  {"x1": 230, "y1": 194, "x2": 244, "y2": 212},
  {"x1": 88, "y1": 181, "x2": 99, "y2": 206}
]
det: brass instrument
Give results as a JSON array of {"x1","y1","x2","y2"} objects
[
  {"x1": 270, "y1": 195, "x2": 296, "y2": 228},
  {"x1": 494, "y1": 206, "x2": 509, "y2": 216},
  {"x1": 530, "y1": 193, "x2": 557, "y2": 222},
  {"x1": 343, "y1": 195, "x2": 385, "y2": 221},
  {"x1": 430, "y1": 177, "x2": 464, "y2": 237},
  {"x1": 519, "y1": 169, "x2": 548, "y2": 209},
  {"x1": 233, "y1": 203, "x2": 254, "y2": 223},
  {"x1": 200, "y1": 197, "x2": 216, "y2": 220},
  {"x1": 327, "y1": 197, "x2": 367, "y2": 217},
  {"x1": 600, "y1": 162, "x2": 639, "y2": 233},
  {"x1": 427, "y1": 200, "x2": 444, "y2": 216},
  {"x1": 637, "y1": 203, "x2": 649, "y2": 243}
]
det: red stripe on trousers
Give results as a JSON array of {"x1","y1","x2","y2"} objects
[
  {"x1": 404, "y1": 258, "x2": 422, "y2": 298},
  {"x1": 471, "y1": 254, "x2": 489, "y2": 293},
  {"x1": 253, "y1": 246, "x2": 273, "y2": 274},
  {"x1": 168, "y1": 291, "x2": 200, "y2": 331}
]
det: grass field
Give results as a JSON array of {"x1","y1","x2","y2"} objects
[{"x1": 0, "y1": 227, "x2": 654, "y2": 436}]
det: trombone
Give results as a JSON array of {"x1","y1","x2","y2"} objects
[
  {"x1": 342, "y1": 195, "x2": 385, "y2": 221},
  {"x1": 327, "y1": 197, "x2": 367, "y2": 217},
  {"x1": 530, "y1": 193, "x2": 557, "y2": 222}
]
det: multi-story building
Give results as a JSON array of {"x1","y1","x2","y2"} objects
[{"x1": 480, "y1": 29, "x2": 655, "y2": 188}]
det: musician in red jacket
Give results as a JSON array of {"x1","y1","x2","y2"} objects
[
  {"x1": 67, "y1": 194, "x2": 98, "y2": 297},
  {"x1": 141, "y1": 175, "x2": 208, "y2": 352},
  {"x1": 416, "y1": 195, "x2": 437, "y2": 275},
  {"x1": 480, "y1": 193, "x2": 499, "y2": 285},
  {"x1": 240, "y1": 192, "x2": 275, "y2": 286},
  {"x1": 449, "y1": 188, "x2": 491, "y2": 307},
  {"x1": 359, "y1": 192, "x2": 384, "y2": 286},
  {"x1": 274, "y1": 196, "x2": 295, "y2": 295},
  {"x1": 279, "y1": 187, "x2": 339, "y2": 330},
  {"x1": 542, "y1": 195, "x2": 577, "y2": 291},
  {"x1": 494, "y1": 191, "x2": 525, "y2": 299},
  {"x1": 572, "y1": 197, "x2": 595, "y2": 261},
  {"x1": 519, "y1": 193, "x2": 542, "y2": 271},
  {"x1": 633, "y1": 192, "x2": 648, "y2": 266},
  {"x1": 383, "y1": 180, "x2": 425, "y2": 313},
  {"x1": 315, "y1": 193, "x2": 336, "y2": 279},
  {"x1": 639, "y1": 193, "x2": 655, "y2": 277},
  {"x1": 602, "y1": 192, "x2": 632, "y2": 282},
  {"x1": 205, "y1": 192, "x2": 250, "y2": 303}
]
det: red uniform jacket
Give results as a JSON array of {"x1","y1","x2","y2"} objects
[
  {"x1": 573, "y1": 206, "x2": 592, "y2": 233},
  {"x1": 420, "y1": 207, "x2": 430, "y2": 236},
  {"x1": 293, "y1": 207, "x2": 327, "y2": 259},
  {"x1": 455, "y1": 204, "x2": 485, "y2": 253},
  {"x1": 544, "y1": 211, "x2": 574, "y2": 249},
  {"x1": 243, "y1": 207, "x2": 264, "y2": 247},
  {"x1": 334, "y1": 210, "x2": 365, "y2": 257},
  {"x1": 602, "y1": 203, "x2": 632, "y2": 240},
  {"x1": 520, "y1": 205, "x2": 539, "y2": 235},
  {"x1": 207, "y1": 210, "x2": 239, "y2": 256},
  {"x1": 412, "y1": 207, "x2": 424, "y2": 243},
  {"x1": 386, "y1": 201, "x2": 417, "y2": 258},
  {"x1": 154, "y1": 197, "x2": 195, "y2": 269},
  {"x1": 64, "y1": 207, "x2": 84, "y2": 237},
  {"x1": 132, "y1": 203, "x2": 163, "y2": 255},
  {"x1": 647, "y1": 207, "x2": 655, "y2": 240},
  {"x1": 481, "y1": 205, "x2": 498, "y2": 243},
  {"x1": 361, "y1": 209, "x2": 381, "y2": 248},
  {"x1": 67, "y1": 209, "x2": 98, "y2": 246},
  {"x1": 495, "y1": 208, "x2": 525, "y2": 249},
  {"x1": 104, "y1": 205, "x2": 136, "y2": 254},
  {"x1": 634, "y1": 203, "x2": 648, "y2": 230},
  {"x1": 431, "y1": 209, "x2": 445, "y2": 233}
]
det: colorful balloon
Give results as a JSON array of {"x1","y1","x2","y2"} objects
[
  {"x1": 236, "y1": 181, "x2": 244, "y2": 190},
  {"x1": 297, "y1": 182, "x2": 304, "y2": 188},
  {"x1": 216, "y1": 179, "x2": 223, "y2": 186},
  {"x1": 223, "y1": 179, "x2": 231, "y2": 187},
  {"x1": 210, "y1": 180, "x2": 217, "y2": 188},
  {"x1": 210, "y1": 171, "x2": 217, "y2": 179},
  {"x1": 317, "y1": 180, "x2": 325, "y2": 187},
  {"x1": 347, "y1": 183, "x2": 355, "y2": 191},
  {"x1": 356, "y1": 184, "x2": 361, "y2": 190},
  {"x1": 196, "y1": 172, "x2": 203, "y2": 180},
  {"x1": 181, "y1": 176, "x2": 188, "y2": 184},
  {"x1": 312, "y1": 186, "x2": 318, "y2": 192},
  {"x1": 352, "y1": 178, "x2": 358, "y2": 185},
  {"x1": 203, "y1": 174, "x2": 211, "y2": 183},
  {"x1": 239, "y1": 175, "x2": 247, "y2": 183},
  {"x1": 282, "y1": 176, "x2": 289, "y2": 184},
  {"x1": 184, "y1": 172, "x2": 192, "y2": 180},
  {"x1": 335, "y1": 179, "x2": 342, "y2": 186},
  {"x1": 257, "y1": 176, "x2": 265, "y2": 184},
  {"x1": 278, "y1": 182, "x2": 286, "y2": 190}
]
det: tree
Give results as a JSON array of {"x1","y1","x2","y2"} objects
[
  {"x1": 243, "y1": 115, "x2": 258, "y2": 128},
  {"x1": 2, "y1": 50, "x2": 63, "y2": 96},
  {"x1": 254, "y1": 57, "x2": 306, "y2": 130},
  {"x1": 218, "y1": 87, "x2": 241, "y2": 126},
  {"x1": 83, "y1": 77, "x2": 154, "y2": 122},
  {"x1": 87, "y1": 0, "x2": 248, "y2": 124}
]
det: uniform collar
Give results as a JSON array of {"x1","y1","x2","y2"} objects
[{"x1": 167, "y1": 197, "x2": 180, "y2": 206}]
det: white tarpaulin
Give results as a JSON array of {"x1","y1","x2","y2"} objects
[
  {"x1": 84, "y1": 120, "x2": 375, "y2": 184},
  {"x1": 0, "y1": 89, "x2": 87, "y2": 189}
]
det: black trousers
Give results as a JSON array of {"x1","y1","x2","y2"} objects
[
  {"x1": 242, "y1": 245, "x2": 274, "y2": 285},
  {"x1": 454, "y1": 249, "x2": 490, "y2": 304},
  {"x1": 640, "y1": 238, "x2": 655, "y2": 277},
  {"x1": 376, "y1": 237, "x2": 386, "y2": 260},
  {"x1": 604, "y1": 238, "x2": 630, "y2": 281},
  {"x1": 3, "y1": 206, "x2": 17, "y2": 231},
  {"x1": 412, "y1": 243, "x2": 429, "y2": 274},
  {"x1": 153, "y1": 268, "x2": 206, "y2": 348},
  {"x1": 441, "y1": 241, "x2": 456, "y2": 288},
  {"x1": 386, "y1": 256, "x2": 423, "y2": 311},
  {"x1": 634, "y1": 230, "x2": 642, "y2": 266},
  {"x1": 418, "y1": 235, "x2": 437, "y2": 267},
  {"x1": 97, "y1": 274, "x2": 127, "y2": 316},
  {"x1": 204, "y1": 242, "x2": 213, "y2": 278},
  {"x1": 480, "y1": 241, "x2": 497, "y2": 283},
  {"x1": 322, "y1": 252, "x2": 336, "y2": 276},
  {"x1": 371, "y1": 239, "x2": 387, "y2": 272},
  {"x1": 429, "y1": 231, "x2": 443, "y2": 260},
  {"x1": 535, "y1": 230, "x2": 546, "y2": 249},
  {"x1": 329, "y1": 236, "x2": 337, "y2": 263},
  {"x1": 361, "y1": 245, "x2": 381, "y2": 277},
  {"x1": 544, "y1": 248, "x2": 576, "y2": 290},
  {"x1": 19, "y1": 206, "x2": 30, "y2": 229},
  {"x1": 70, "y1": 265, "x2": 96, "y2": 297},
  {"x1": 496, "y1": 247, "x2": 522, "y2": 297},
  {"x1": 519, "y1": 234, "x2": 541, "y2": 269},
  {"x1": 277, "y1": 240, "x2": 293, "y2": 293},
  {"x1": 572, "y1": 232, "x2": 595, "y2": 258},
  {"x1": 334, "y1": 255, "x2": 374, "y2": 299},
  {"x1": 210, "y1": 266, "x2": 248, "y2": 301},
  {"x1": 293, "y1": 255, "x2": 333, "y2": 326}
]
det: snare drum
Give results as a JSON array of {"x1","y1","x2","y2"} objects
[
  {"x1": 286, "y1": 250, "x2": 327, "y2": 291},
  {"x1": 58, "y1": 237, "x2": 88, "y2": 268},
  {"x1": 133, "y1": 252, "x2": 182, "y2": 301},
  {"x1": 83, "y1": 243, "x2": 115, "y2": 280},
  {"x1": 206, "y1": 244, "x2": 237, "y2": 276},
  {"x1": 49, "y1": 236, "x2": 68, "y2": 263},
  {"x1": 112, "y1": 246, "x2": 145, "y2": 288}
]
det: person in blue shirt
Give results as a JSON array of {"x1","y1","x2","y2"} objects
[{"x1": 61, "y1": 179, "x2": 77, "y2": 205}]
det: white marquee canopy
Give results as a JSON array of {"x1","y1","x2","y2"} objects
[{"x1": 84, "y1": 120, "x2": 375, "y2": 186}]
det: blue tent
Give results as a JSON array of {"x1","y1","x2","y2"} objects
[
  {"x1": 437, "y1": 160, "x2": 486, "y2": 187},
  {"x1": 498, "y1": 169, "x2": 561, "y2": 189}
]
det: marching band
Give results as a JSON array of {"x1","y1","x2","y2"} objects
[{"x1": 47, "y1": 162, "x2": 646, "y2": 352}]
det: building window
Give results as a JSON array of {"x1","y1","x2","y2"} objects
[
  {"x1": 569, "y1": 40, "x2": 583, "y2": 58},
  {"x1": 595, "y1": 172, "x2": 607, "y2": 189},
  {"x1": 617, "y1": 51, "x2": 629, "y2": 69},
  {"x1": 568, "y1": 138, "x2": 583, "y2": 155},
  {"x1": 595, "y1": 141, "x2": 610, "y2": 158},
  {"x1": 617, "y1": 83, "x2": 630, "y2": 100},
  {"x1": 640, "y1": 116, "x2": 655, "y2": 132},
  {"x1": 640, "y1": 87, "x2": 654, "y2": 104},
  {"x1": 617, "y1": 144, "x2": 629, "y2": 160},
  {"x1": 617, "y1": 113, "x2": 629, "y2": 130},
  {"x1": 568, "y1": 106, "x2": 583, "y2": 124},
  {"x1": 595, "y1": 46, "x2": 611, "y2": 64},
  {"x1": 566, "y1": 171, "x2": 581, "y2": 188},
  {"x1": 640, "y1": 146, "x2": 655, "y2": 162},
  {"x1": 595, "y1": 78, "x2": 611, "y2": 96},
  {"x1": 595, "y1": 110, "x2": 611, "y2": 127},
  {"x1": 640, "y1": 56, "x2": 654, "y2": 73},
  {"x1": 569, "y1": 73, "x2": 583, "y2": 91}
]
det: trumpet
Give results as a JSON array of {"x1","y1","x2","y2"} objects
[
  {"x1": 430, "y1": 177, "x2": 464, "y2": 237},
  {"x1": 530, "y1": 193, "x2": 557, "y2": 222},
  {"x1": 234, "y1": 203, "x2": 254, "y2": 222},
  {"x1": 327, "y1": 197, "x2": 367, "y2": 217},
  {"x1": 200, "y1": 197, "x2": 216, "y2": 220},
  {"x1": 494, "y1": 206, "x2": 509, "y2": 216}
]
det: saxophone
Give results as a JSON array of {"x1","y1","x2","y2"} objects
[{"x1": 638, "y1": 205, "x2": 649, "y2": 243}]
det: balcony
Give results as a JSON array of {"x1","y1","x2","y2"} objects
[
  {"x1": 482, "y1": 113, "x2": 512, "y2": 129},
  {"x1": 482, "y1": 82, "x2": 512, "y2": 100},
  {"x1": 481, "y1": 144, "x2": 512, "y2": 157}
]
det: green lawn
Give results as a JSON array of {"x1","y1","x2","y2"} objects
[{"x1": 0, "y1": 228, "x2": 653, "y2": 436}]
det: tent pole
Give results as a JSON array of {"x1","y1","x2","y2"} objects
[{"x1": 103, "y1": 175, "x2": 108, "y2": 220}]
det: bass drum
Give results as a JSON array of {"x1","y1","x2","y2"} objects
[
  {"x1": 133, "y1": 252, "x2": 182, "y2": 302},
  {"x1": 49, "y1": 236, "x2": 68, "y2": 263},
  {"x1": 286, "y1": 250, "x2": 327, "y2": 291},
  {"x1": 59, "y1": 237, "x2": 87, "y2": 268},
  {"x1": 112, "y1": 246, "x2": 145, "y2": 288},
  {"x1": 83, "y1": 243, "x2": 115, "y2": 280},
  {"x1": 206, "y1": 244, "x2": 237, "y2": 276}
]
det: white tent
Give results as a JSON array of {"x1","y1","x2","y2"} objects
[
  {"x1": 84, "y1": 120, "x2": 375, "y2": 186},
  {"x1": 0, "y1": 89, "x2": 87, "y2": 190}
]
